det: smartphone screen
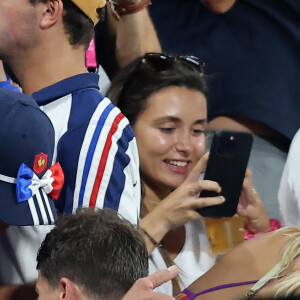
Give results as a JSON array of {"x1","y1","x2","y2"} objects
[{"x1": 197, "y1": 130, "x2": 253, "y2": 218}]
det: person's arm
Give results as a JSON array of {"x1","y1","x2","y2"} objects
[
  {"x1": 55, "y1": 112, "x2": 141, "y2": 224},
  {"x1": 113, "y1": 128, "x2": 142, "y2": 225},
  {"x1": 121, "y1": 266, "x2": 178, "y2": 300},
  {"x1": 0, "y1": 285, "x2": 37, "y2": 300},
  {"x1": 200, "y1": 0, "x2": 236, "y2": 13},
  {"x1": 107, "y1": 0, "x2": 161, "y2": 68},
  {"x1": 95, "y1": 0, "x2": 161, "y2": 78}
]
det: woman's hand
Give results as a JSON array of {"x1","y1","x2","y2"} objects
[
  {"x1": 237, "y1": 169, "x2": 270, "y2": 233},
  {"x1": 139, "y1": 153, "x2": 225, "y2": 252},
  {"x1": 155, "y1": 153, "x2": 225, "y2": 231}
]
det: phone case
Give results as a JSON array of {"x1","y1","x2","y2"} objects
[{"x1": 197, "y1": 130, "x2": 253, "y2": 218}]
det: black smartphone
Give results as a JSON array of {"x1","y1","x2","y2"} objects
[{"x1": 197, "y1": 130, "x2": 253, "y2": 218}]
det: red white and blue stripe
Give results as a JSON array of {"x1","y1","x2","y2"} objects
[{"x1": 33, "y1": 73, "x2": 141, "y2": 224}]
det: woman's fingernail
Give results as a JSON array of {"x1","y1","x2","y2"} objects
[{"x1": 167, "y1": 265, "x2": 177, "y2": 272}]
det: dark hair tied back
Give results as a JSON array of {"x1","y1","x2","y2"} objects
[{"x1": 106, "y1": 53, "x2": 208, "y2": 127}]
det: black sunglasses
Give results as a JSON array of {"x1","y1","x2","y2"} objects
[
  {"x1": 140, "y1": 52, "x2": 205, "y2": 73},
  {"x1": 119, "y1": 53, "x2": 205, "y2": 101}
]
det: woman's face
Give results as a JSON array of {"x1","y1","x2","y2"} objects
[{"x1": 133, "y1": 86, "x2": 207, "y2": 192}]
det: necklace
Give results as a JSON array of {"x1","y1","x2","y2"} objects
[{"x1": 143, "y1": 197, "x2": 160, "y2": 206}]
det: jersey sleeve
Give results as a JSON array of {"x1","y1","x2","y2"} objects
[{"x1": 56, "y1": 100, "x2": 141, "y2": 225}]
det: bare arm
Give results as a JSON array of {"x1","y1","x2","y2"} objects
[
  {"x1": 200, "y1": 0, "x2": 236, "y2": 13},
  {"x1": 107, "y1": 1, "x2": 161, "y2": 68}
]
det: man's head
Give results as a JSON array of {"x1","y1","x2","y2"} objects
[
  {"x1": 29, "y1": 0, "x2": 106, "y2": 25},
  {"x1": 29, "y1": 0, "x2": 97, "y2": 49},
  {"x1": 36, "y1": 208, "x2": 148, "y2": 300},
  {"x1": 0, "y1": 0, "x2": 106, "y2": 94},
  {"x1": 0, "y1": 0, "x2": 104, "y2": 62}
]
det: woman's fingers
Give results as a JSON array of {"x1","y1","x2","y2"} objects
[
  {"x1": 193, "y1": 195, "x2": 225, "y2": 209},
  {"x1": 236, "y1": 204, "x2": 248, "y2": 217},
  {"x1": 237, "y1": 169, "x2": 270, "y2": 233},
  {"x1": 242, "y1": 169, "x2": 253, "y2": 190},
  {"x1": 185, "y1": 152, "x2": 209, "y2": 183},
  {"x1": 171, "y1": 196, "x2": 225, "y2": 222},
  {"x1": 241, "y1": 183, "x2": 260, "y2": 205},
  {"x1": 157, "y1": 169, "x2": 224, "y2": 227},
  {"x1": 188, "y1": 179, "x2": 222, "y2": 197},
  {"x1": 240, "y1": 169, "x2": 259, "y2": 205},
  {"x1": 184, "y1": 179, "x2": 224, "y2": 210}
]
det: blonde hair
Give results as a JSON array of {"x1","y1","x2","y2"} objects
[{"x1": 272, "y1": 227, "x2": 300, "y2": 297}]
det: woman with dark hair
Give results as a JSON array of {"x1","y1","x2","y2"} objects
[{"x1": 106, "y1": 53, "x2": 272, "y2": 295}]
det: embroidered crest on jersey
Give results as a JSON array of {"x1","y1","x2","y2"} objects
[{"x1": 33, "y1": 152, "x2": 48, "y2": 174}]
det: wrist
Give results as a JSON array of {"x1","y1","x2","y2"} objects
[
  {"x1": 139, "y1": 226, "x2": 162, "y2": 250},
  {"x1": 244, "y1": 218, "x2": 281, "y2": 241},
  {"x1": 245, "y1": 218, "x2": 270, "y2": 234},
  {"x1": 109, "y1": 0, "x2": 151, "y2": 20},
  {"x1": 139, "y1": 211, "x2": 170, "y2": 243}
]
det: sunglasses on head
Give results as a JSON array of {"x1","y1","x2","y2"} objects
[
  {"x1": 119, "y1": 52, "x2": 205, "y2": 101},
  {"x1": 140, "y1": 52, "x2": 205, "y2": 73}
]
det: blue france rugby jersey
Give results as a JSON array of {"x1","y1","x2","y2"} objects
[{"x1": 32, "y1": 73, "x2": 140, "y2": 224}]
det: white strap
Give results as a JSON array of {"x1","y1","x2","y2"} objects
[
  {"x1": 0, "y1": 174, "x2": 16, "y2": 184},
  {"x1": 249, "y1": 262, "x2": 282, "y2": 293}
]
